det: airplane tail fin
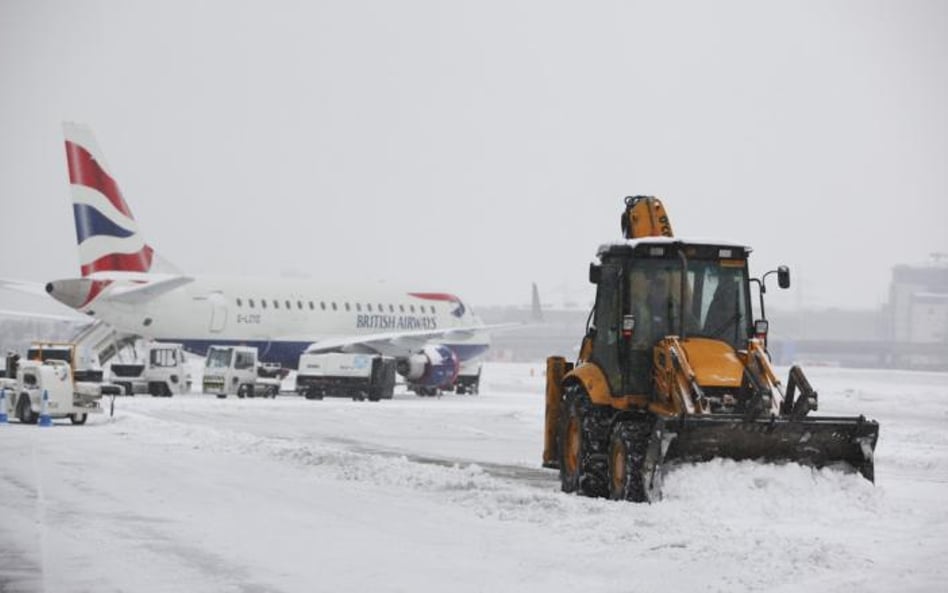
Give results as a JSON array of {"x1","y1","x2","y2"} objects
[
  {"x1": 63, "y1": 123, "x2": 176, "y2": 277},
  {"x1": 531, "y1": 282, "x2": 543, "y2": 323}
]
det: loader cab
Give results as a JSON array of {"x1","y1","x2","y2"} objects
[{"x1": 589, "y1": 239, "x2": 753, "y2": 396}]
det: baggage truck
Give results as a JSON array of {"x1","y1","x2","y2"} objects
[
  {"x1": 110, "y1": 342, "x2": 189, "y2": 397},
  {"x1": 202, "y1": 345, "x2": 281, "y2": 399}
]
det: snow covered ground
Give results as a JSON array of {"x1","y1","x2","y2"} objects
[{"x1": 1, "y1": 362, "x2": 946, "y2": 593}]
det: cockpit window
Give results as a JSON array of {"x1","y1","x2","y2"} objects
[
  {"x1": 206, "y1": 348, "x2": 232, "y2": 368},
  {"x1": 150, "y1": 348, "x2": 178, "y2": 368},
  {"x1": 628, "y1": 258, "x2": 749, "y2": 350}
]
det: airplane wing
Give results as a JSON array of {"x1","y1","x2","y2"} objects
[
  {"x1": 105, "y1": 275, "x2": 194, "y2": 304},
  {"x1": 298, "y1": 322, "x2": 523, "y2": 355},
  {"x1": 0, "y1": 278, "x2": 48, "y2": 296}
]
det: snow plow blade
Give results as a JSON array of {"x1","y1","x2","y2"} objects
[{"x1": 658, "y1": 414, "x2": 879, "y2": 481}]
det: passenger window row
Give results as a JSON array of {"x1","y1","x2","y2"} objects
[{"x1": 233, "y1": 298, "x2": 436, "y2": 315}]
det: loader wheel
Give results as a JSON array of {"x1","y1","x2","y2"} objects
[
  {"x1": 608, "y1": 420, "x2": 654, "y2": 502},
  {"x1": 69, "y1": 413, "x2": 88, "y2": 425},
  {"x1": 558, "y1": 385, "x2": 612, "y2": 497}
]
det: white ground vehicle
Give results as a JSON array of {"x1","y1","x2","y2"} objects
[
  {"x1": 202, "y1": 345, "x2": 282, "y2": 399},
  {"x1": 296, "y1": 352, "x2": 396, "y2": 401},
  {"x1": 1, "y1": 354, "x2": 112, "y2": 425},
  {"x1": 110, "y1": 342, "x2": 189, "y2": 397},
  {"x1": 453, "y1": 363, "x2": 482, "y2": 395}
]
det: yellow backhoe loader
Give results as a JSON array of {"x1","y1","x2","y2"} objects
[{"x1": 543, "y1": 196, "x2": 879, "y2": 501}]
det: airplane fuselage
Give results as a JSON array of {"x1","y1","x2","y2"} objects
[{"x1": 70, "y1": 276, "x2": 489, "y2": 369}]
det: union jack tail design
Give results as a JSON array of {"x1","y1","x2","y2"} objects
[{"x1": 63, "y1": 123, "x2": 154, "y2": 277}]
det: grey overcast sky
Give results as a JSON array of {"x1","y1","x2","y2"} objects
[{"x1": 1, "y1": 0, "x2": 946, "y2": 313}]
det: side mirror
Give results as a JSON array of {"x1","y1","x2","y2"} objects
[
  {"x1": 777, "y1": 265, "x2": 790, "y2": 289},
  {"x1": 589, "y1": 263, "x2": 601, "y2": 285}
]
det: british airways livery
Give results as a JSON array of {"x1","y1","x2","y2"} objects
[{"x1": 46, "y1": 123, "x2": 492, "y2": 394}]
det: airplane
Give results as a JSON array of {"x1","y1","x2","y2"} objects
[{"x1": 44, "y1": 123, "x2": 495, "y2": 395}]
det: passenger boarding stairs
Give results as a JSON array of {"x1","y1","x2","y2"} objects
[{"x1": 69, "y1": 319, "x2": 138, "y2": 369}]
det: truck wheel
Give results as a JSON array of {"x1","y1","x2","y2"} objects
[
  {"x1": 608, "y1": 419, "x2": 655, "y2": 502},
  {"x1": 558, "y1": 385, "x2": 611, "y2": 497},
  {"x1": 269, "y1": 386, "x2": 279, "y2": 398},
  {"x1": 17, "y1": 395, "x2": 37, "y2": 425},
  {"x1": 237, "y1": 385, "x2": 248, "y2": 399},
  {"x1": 216, "y1": 394, "x2": 227, "y2": 399},
  {"x1": 69, "y1": 413, "x2": 88, "y2": 425}
]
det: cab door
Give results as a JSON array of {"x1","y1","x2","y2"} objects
[{"x1": 590, "y1": 262, "x2": 623, "y2": 395}]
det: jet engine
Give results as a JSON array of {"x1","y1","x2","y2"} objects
[{"x1": 398, "y1": 345, "x2": 459, "y2": 388}]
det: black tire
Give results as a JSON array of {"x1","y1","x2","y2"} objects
[
  {"x1": 608, "y1": 419, "x2": 655, "y2": 502},
  {"x1": 69, "y1": 413, "x2": 88, "y2": 425},
  {"x1": 216, "y1": 394, "x2": 227, "y2": 399},
  {"x1": 17, "y1": 394, "x2": 37, "y2": 425},
  {"x1": 237, "y1": 385, "x2": 248, "y2": 399},
  {"x1": 558, "y1": 385, "x2": 612, "y2": 497}
]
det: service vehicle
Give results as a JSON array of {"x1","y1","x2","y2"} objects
[
  {"x1": 1, "y1": 351, "x2": 114, "y2": 425},
  {"x1": 26, "y1": 342, "x2": 105, "y2": 383},
  {"x1": 453, "y1": 363, "x2": 482, "y2": 395},
  {"x1": 110, "y1": 342, "x2": 189, "y2": 397},
  {"x1": 202, "y1": 345, "x2": 281, "y2": 399},
  {"x1": 296, "y1": 352, "x2": 396, "y2": 401},
  {"x1": 543, "y1": 196, "x2": 879, "y2": 502}
]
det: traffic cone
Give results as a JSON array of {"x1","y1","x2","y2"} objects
[
  {"x1": 0, "y1": 388, "x2": 8, "y2": 424},
  {"x1": 38, "y1": 389, "x2": 52, "y2": 427}
]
